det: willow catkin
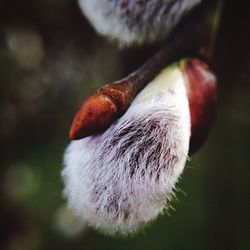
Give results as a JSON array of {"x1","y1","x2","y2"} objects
[{"x1": 62, "y1": 64, "x2": 191, "y2": 234}]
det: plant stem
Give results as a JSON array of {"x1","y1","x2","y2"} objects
[{"x1": 70, "y1": 0, "x2": 223, "y2": 140}]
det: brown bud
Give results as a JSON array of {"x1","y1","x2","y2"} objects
[
  {"x1": 69, "y1": 94, "x2": 119, "y2": 140},
  {"x1": 69, "y1": 80, "x2": 141, "y2": 140}
]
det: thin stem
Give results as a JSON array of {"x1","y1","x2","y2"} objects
[
  {"x1": 70, "y1": 0, "x2": 223, "y2": 140},
  {"x1": 100, "y1": 0, "x2": 222, "y2": 107}
]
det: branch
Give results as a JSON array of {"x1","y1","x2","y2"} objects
[{"x1": 70, "y1": 0, "x2": 223, "y2": 140}]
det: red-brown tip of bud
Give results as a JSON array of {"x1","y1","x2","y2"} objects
[
  {"x1": 69, "y1": 94, "x2": 118, "y2": 140},
  {"x1": 181, "y1": 58, "x2": 218, "y2": 154}
]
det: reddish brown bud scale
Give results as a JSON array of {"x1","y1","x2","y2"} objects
[
  {"x1": 69, "y1": 94, "x2": 118, "y2": 140},
  {"x1": 181, "y1": 59, "x2": 217, "y2": 153},
  {"x1": 98, "y1": 81, "x2": 133, "y2": 112},
  {"x1": 69, "y1": 80, "x2": 137, "y2": 140},
  {"x1": 69, "y1": 81, "x2": 141, "y2": 140}
]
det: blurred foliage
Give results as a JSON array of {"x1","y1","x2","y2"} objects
[{"x1": 0, "y1": 0, "x2": 249, "y2": 250}]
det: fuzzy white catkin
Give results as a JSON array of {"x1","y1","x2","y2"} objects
[
  {"x1": 62, "y1": 64, "x2": 191, "y2": 234},
  {"x1": 78, "y1": 0, "x2": 201, "y2": 45}
]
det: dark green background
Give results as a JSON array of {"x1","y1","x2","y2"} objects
[{"x1": 0, "y1": 1, "x2": 249, "y2": 249}]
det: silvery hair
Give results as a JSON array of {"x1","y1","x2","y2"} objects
[
  {"x1": 78, "y1": 0, "x2": 201, "y2": 45},
  {"x1": 62, "y1": 65, "x2": 191, "y2": 234}
]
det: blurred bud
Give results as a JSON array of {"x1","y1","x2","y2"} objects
[
  {"x1": 54, "y1": 206, "x2": 86, "y2": 238},
  {"x1": 3, "y1": 163, "x2": 40, "y2": 201},
  {"x1": 5, "y1": 25, "x2": 44, "y2": 69}
]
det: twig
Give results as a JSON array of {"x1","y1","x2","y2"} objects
[{"x1": 70, "y1": 0, "x2": 223, "y2": 140}]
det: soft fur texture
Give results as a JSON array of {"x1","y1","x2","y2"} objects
[
  {"x1": 78, "y1": 0, "x2": 201, "y2": 45},
  {"x1": 62, "y1": 65, "x2": 191, "y2": 234}
]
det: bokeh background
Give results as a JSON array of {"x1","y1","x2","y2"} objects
[{"x1": 0, "y1": 1, "x2": 249, "y2": 249}]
